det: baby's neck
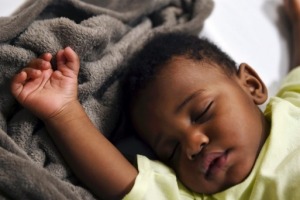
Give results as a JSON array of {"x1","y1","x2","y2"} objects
[{"x1": 259, "y1": 112, "x2": 271, "y2": 153}]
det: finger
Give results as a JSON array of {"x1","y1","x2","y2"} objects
[
  {"x1": 22, "y1": 67, "x2": 42, "y2": 79},
  {"x1": 39, "y1": 52, "x2": 53, "y2": 62},
  {"x1": 283, "y1": 0, "x2": 290, "y2": 18},
  {"x1": 26, "y1": 58, "x2": 51, "y2": 71},
  {"x1": 56, "y1": 47, "x2": 80, "y2": 75},
  {"x1": 11, "y1": 71, "x2": 27, "y2": 98},
  {"x1": 283, "y1": 0, "x2": 288, "y2": 8},
  {"x1": 56, "y1": 49, "x2": 66, "y2": 65},
  {"x1": 63, "y1": 47, "x2": 80, "y2": 68},
  {"x1": 51, "y1": 70, "x2": 63, "y2": 80}
]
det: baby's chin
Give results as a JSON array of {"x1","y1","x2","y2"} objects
[
  {"x1": 183, "y1": 178, "x2": 240, "y2": 195},
  {"x1": 181, "y1": 162, "x2": 254, "y2": 195}
]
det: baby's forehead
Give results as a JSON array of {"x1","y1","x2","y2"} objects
[
  {"x1": 142, "y1": 61, "x2": 228, "y2": 100},
  {"x1": 159, "y1": 56, "x2": 230, "y2": 78}
]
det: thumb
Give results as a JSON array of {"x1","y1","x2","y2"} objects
[{"x1": 56, "y1": 47, "x2": 80, "y2": 75}]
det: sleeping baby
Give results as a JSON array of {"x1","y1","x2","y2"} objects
[{"x1": 10, "y1": 0, "x2": 300, "y2": 199}]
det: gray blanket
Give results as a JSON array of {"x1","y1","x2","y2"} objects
[{"x1": 0, "y1": 0, "x2": 213, "y2": 199}]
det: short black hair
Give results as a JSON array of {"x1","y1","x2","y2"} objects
[{"x1": 122, "y1": 32, "x2": 237, "y2": 105}]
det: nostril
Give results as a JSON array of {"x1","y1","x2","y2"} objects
[
  {"x1": 200, "y1": 142, "x2": 207, "y2": 149},
  {"x1": 185, "y1": 131, "x2": 209, "y2": 160},
  {"x1": 187, "y1": 150, "x2": 197, "y2": 160},
  {"x1": 190, "y1": 154, "x2": 197, "y2": 160},
  {"x1": 188, "y1": 143, "x2": 207, "y2": 160}
]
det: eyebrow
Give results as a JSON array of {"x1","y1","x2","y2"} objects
[{"x1": 175, "y1": 89, "x2": 205, "y2": 114}]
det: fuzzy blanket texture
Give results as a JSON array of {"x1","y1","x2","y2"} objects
[{"x1": 0, "y1": 0, "x2": 213, "y2": 199}]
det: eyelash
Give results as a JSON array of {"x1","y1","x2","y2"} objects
[{"x1": 192, "y1": 101, "x2": 213, "y2": 124}]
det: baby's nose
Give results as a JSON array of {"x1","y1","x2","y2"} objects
[{"x1": 185, "y1": 132, "x2": 209, "y2": 160}]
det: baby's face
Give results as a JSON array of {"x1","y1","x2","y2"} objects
[{"x1": 131, "y1": 57, "x2": 269, "y2": 194}]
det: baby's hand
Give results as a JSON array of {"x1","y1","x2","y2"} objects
[
  {"x1": 284, "y1": 0, "x2": 300, "y2": 24},
  {"x1": 284, "y1": 0, "x2": 300, "y2": 69},
  {"x1": 11, "y1": 47, "x2": 80, "y2": 120}
]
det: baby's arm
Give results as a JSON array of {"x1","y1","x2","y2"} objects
[
  {"x1": 11, "y1": 47, "x2": 137, "y2": 200},
  {"x1": 284, "y1": 0, "x2": 300, "y2": 70}
]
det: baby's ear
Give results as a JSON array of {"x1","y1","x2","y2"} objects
[{"x1": 237, "y1": 63, "x2": 268, "y2": 105}]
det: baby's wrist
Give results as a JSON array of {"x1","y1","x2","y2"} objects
[{"x1": 43, "y1": 100, "x2": 85, "y2": 125}]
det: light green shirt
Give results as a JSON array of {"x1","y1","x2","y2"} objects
[{"x1": 124, "y1": 67, "x2": 300, "y2": 200}]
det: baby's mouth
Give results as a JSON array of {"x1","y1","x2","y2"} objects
[{"x1": 200, "y1": 151, "x2": 228, "y2": 178}]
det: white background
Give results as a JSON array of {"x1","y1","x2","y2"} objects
[{"x1": 0, "y1": 0, "x2": 25, "y2": 16}]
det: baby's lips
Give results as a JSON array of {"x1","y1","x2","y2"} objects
[{"x1": 200, "y1": 152, "x2": 224, "y2": 174}]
